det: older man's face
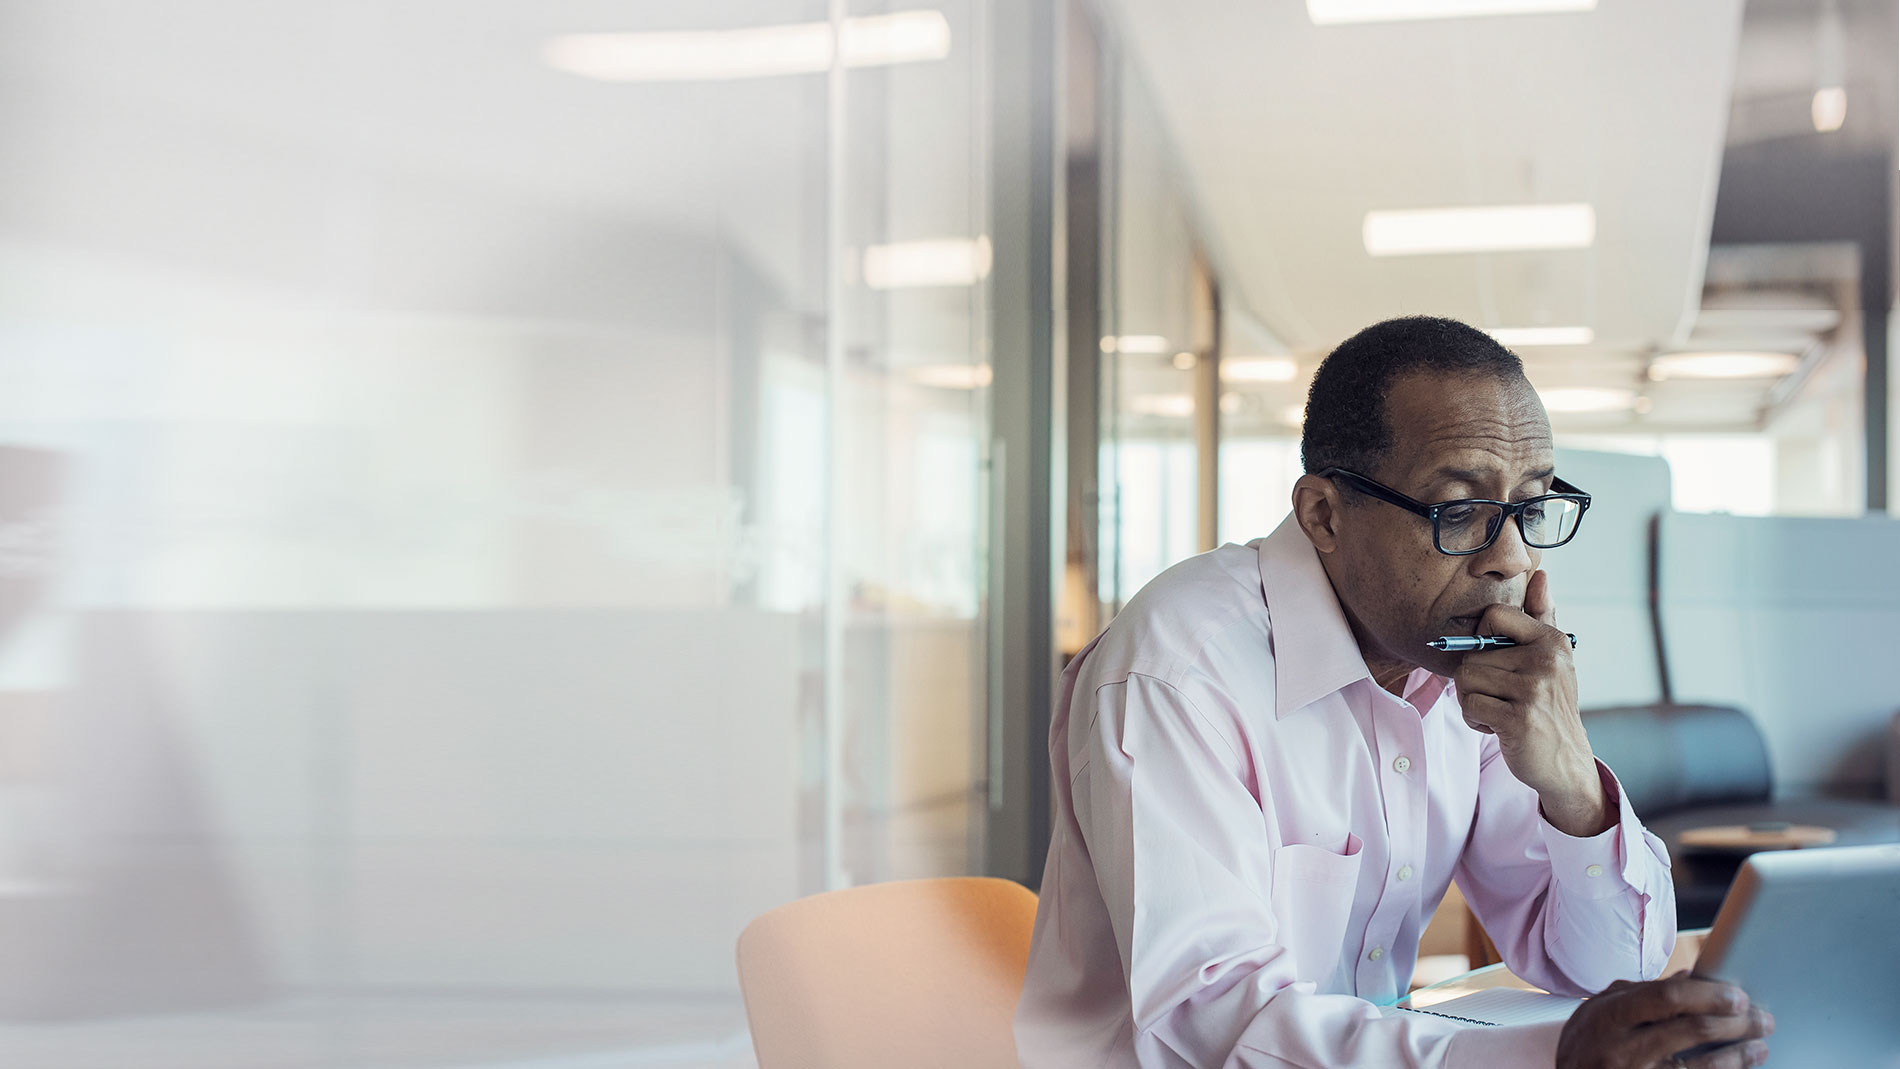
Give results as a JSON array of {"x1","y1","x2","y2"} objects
[{"x1": 1328, "y1": 369, "x2": 1556, "y2": 677}]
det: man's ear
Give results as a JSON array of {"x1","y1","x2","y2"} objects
[{"x1": 1292, "y1": 473, "x2": 1344, "y2": 554}]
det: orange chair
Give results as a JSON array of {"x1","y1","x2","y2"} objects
[{"x1": 735, "y1": 877, "x2": 1039, "y2": 1068}]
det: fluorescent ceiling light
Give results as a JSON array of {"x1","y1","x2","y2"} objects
[
  {"x1": 1282, "y1": 404, "x2": 1308, "y2": 425},
  {"x1": 1693, "y1": 306, "x2": 1840, "y2": 334},
  {"x1": 1484, "y1": 326, "x2": 1595, "y2": 347},
  {"x1": 908, "y1": 364, "x2": 992, "y2": 389},
  {"x1": 1363, "y1": 203, "x2": 1596, "y2": 256},
  {"x1": 1648, "y1": 352, "x2": 1801, "y2": 380},
  {"x1": 1101, "y1": 335, "x2": 1171, "y2": 354},
  {"x1": 1221, "y1": 356, "x2": 1299, "y2": 382},
  {"x1": 1129, "y1": 394, "x2": 1195, "y2": 418},
  {"x1": 1538, "y1": 387, "x2": 1635, "y2": 413},
  {"x1": 1812, "y1": 87, "x2": 1847, "y2": 132},
  {"x1": 863, "y1": 237, "x2": 991, "y2": 289},
  {"x1": 1308, "y1": 0, "x2": 1595, "y2": 24},
  {"x1": 542, "y1": 10, "x2": 951, "y2": 83}
]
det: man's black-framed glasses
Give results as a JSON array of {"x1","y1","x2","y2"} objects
[{"x1": 1316, "y1": 468, "x2": 1593, "y2": 556}]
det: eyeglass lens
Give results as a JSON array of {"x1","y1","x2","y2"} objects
[{"x1": 1436, "y1": 497, "x2": 1583, "y2": 553}]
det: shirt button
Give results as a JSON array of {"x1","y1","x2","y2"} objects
[
  {"x1": 1585, "y1": 864, "x2": 1604, "y2": 878},
  {"x1": 1392, "y1": 755, "x2": 1412, "y2": 774},
  {"x1": 1397, "y1": 864, "x2": 1413, "y2": 882},
  {"x1": 1368, "y1": 946, "x2": 1384, "y2": 961}
]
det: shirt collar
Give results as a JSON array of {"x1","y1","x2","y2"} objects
[{"x1": 1256, "y1": 514, "x2": 1378, "y2": 720}]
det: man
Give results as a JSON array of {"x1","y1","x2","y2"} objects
[{"x1": 1015, "y1": 317, "x2": 1774, "y2": 1067}]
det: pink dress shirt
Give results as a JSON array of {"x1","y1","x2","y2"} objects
[{"x1": 1015, "y1": 516, "x2": 1674, "y2": 1067}]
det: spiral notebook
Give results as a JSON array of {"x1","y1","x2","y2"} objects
[{"x1": 1395, "y1": 988, "x2": 1582, "y2": 1027}]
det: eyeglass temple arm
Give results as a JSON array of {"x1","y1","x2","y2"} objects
[{"x1": 1321, "y1": 469, "x2": 1436, "y2": 517}]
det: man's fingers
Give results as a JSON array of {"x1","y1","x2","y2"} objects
[
  {"x1": 1562, "y1": 982, "x2": 1768, "y2": 1069},
  {"x1": 1474, "y1": 602, "x2": 1560, "y2": 645},
  {"x1": 1460, "y1": 642, "x2": 1545, "y2": 673},
  {"x1": 1525, "y1": 568, "x2": 1558, "y2": 628},
  {"x1": 1611, "y1": 975, "x2": 1749, "y2": 1028},
  {"x1": 1453, "y1": 662, "x2": 1530, "y2": 703},
  {"x1": 1458, "y1": 692, "x2": 1511, "y2": 735},
  {"x1": 1670, "y1": 1007, "x2": 1774, "y2": 1069},
  {"x1": 1636, "y1": 1011, "x2": 1765, "y2": 1069},
  {"x1": 1682, "y1": 1038, "x2": 1770, "y2": 1069}
]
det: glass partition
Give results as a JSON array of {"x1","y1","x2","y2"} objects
[
  {"x1": 0, "y1": 1, "x2": 990, "y2": 1063},
  {"x1": 1097, "y1": 57, "x2": 1210, "y2": 616}
]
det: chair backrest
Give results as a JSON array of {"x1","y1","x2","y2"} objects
[
  {"x1": 1888, "y1": 711, "x2": 1900, "y2": 805},
  {"x1": 735, "y1": 877, "x2": 1039, "y2": 1069},
  {"x1": 1582, "y1": 703, "x2": 1773, "y2": 817}
]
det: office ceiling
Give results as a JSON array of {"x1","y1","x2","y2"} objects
[
  {"x1": 1098, "y1": 0, "x2": 1745, "y2": 355},
  {"x1": 1092, "y1": 0, "x2": 1897, "y2": 437}
]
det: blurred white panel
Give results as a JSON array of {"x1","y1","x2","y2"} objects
[
  {"x1": 1660, "y1": 511, "x2": 1900, "y2": 795},
  {"x1": 1542, "y1": 449, "x2": 1673, "y2": 707}
]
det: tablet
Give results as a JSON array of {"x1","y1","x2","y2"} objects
[{"x1": 1692, "y1": 843, "x2": 1900, "y2": 1065}]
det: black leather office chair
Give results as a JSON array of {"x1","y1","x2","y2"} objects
[{"x1": 1581, "y1": 704, "x2": 1900, "y2": 928}]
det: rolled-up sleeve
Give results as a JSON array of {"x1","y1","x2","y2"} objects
[
  {"x1": 1074, "y1": 674, "x2": 1562, "y2": 1068},
  {"x1": 1454, "y1": 735, "x2": 1677, "y2": 996}
]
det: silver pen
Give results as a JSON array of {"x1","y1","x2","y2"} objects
[{"x1": 1428, "y1": 633, "x2": 1577, "y2": 652}]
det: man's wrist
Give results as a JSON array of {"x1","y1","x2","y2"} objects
[{"x1": 1538, "y1": 764, "x2": 1614, "y2": 837}]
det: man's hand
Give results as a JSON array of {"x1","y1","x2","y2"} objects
[
  {"x1": 1452, "y1": 570, "x2": 1610, "y2": 837},
  {"x1": 1557, "y1": 974, "x2": 1773, "y2": 1068}
]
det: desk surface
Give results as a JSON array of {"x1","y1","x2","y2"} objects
[
  {"x1": 1677, "y1": 824, "x2": 1837, "y2": 851},
  {"x1": 1402, "y1": 929, "x2": 1709, "y2": 1010}
]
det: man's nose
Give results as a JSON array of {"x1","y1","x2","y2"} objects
[{"x1": 1470, "y1": 513, "x2": 1536, "y2": 580}]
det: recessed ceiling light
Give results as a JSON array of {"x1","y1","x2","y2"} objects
[
  {"x1": 1102, "y1": 335, "x2": 1171, "y2": 354},
  {"x1": 1219, "y1": 392, "x2": 1243, "y2": 415},
  {"x1": 542, "y1": 10, "x2": 951, "y2": 83},
  {"x1": 1307, "y1": 0, "x2": 1596, "y2": 24},
  {"x1": 1812, "y1": 87, "x2": 1847, "y2": 132},
  {"x1": 1221, "y1": 357, "x2": 1299, "y2": 382},
  {"x1": 1283, "y1": 404, "x2": 1307, "y2": 425},
  {"x1": 1538, "y1": 387, "x2": 1635, "y2": 413},
  {"x1": 863, "y1": 237, "x2": 991, "y2": 289},
  {"x1": 1363, "y1": 204, "x2": 1595, "y2": 256},
  {"x1": 1129, "y1": 394, "x2": 1195, "y2": 418},
  {"x1": 1649, "y1": 352, "x2": 1802, "y2": 380},
  {"x1": 907, "y1": 364, "x2": 992, "y2": 390},
  {"x1": 1484, "y1": 326, "x2": 1595, "y2": 347},
  {"x1": 1172, "y1": 351, "x2": 1198, "y2": 370}
]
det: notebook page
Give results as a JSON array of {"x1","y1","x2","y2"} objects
[{"x1": 1397, "y1": 988, "x2": 1582, "y2": 1026}]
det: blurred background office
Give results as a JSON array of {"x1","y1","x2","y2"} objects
[{"x1": 0, "y1": 0, "x2": 1893, "y2": 1064}]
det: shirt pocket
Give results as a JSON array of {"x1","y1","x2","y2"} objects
[{"x1": 1268, "y1": 834, "x2": 1364, "y2": 986}]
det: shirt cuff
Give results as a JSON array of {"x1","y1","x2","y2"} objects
[{"x1": 1537, "y1": 759, "x2": 1647, "y2": 902}]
